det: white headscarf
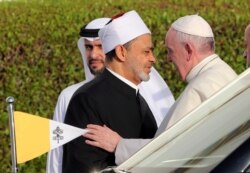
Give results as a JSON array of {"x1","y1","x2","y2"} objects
[
  {"x1": 77, "y1": 18, "x2": 111, "y2": 82},
  {"x1": 77, "y1": 37, "x2": 95, "y2": 82}
]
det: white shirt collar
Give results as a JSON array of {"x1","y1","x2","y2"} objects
[
  {"x1": 106, "y1": 68, "x2": 139, "y2": 93},
  {"x1": 186, "y1": 54, "x2": 218, "y2": 82}
]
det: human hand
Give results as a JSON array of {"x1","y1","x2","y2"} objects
[{"x1": 83, "y1": 124, "x2": 122, "y2": 153}]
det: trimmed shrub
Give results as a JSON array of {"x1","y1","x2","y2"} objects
[{"x1": 0, "y1": 0, "x2": 249, "y2": 172}]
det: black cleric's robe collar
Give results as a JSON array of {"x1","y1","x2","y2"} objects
[{"x1": 96, "y1": 68, "x2": 137, "y2": 98}]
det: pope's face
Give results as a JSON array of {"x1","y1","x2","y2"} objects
[
  {"x1": 84, "y1": 39, "x2": 105, "y2": 75},
  {"x1": 165, "y1": 29, "x2": 191, "y2": 81},
  {"x1": 243, "y1": 26, "x2": 250, "y2": 68},
  {"x1": 125, "y1": 34, "x2": 155, "y2": 84}
]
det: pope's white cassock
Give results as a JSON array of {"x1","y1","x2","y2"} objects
[
  {"x1": 46, "y1": 18, "x2": 175, "y2": 173},
  {"x1": 114, "y1": 15, "x2": 237, "y2": 165}
]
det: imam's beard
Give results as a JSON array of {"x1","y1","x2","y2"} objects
[
  {"x1": 129, "y1": 62, "x2": 150, "y2": 82},
  {"x1": 138, "y1": 70, "x2": 150, "y2": 82}
]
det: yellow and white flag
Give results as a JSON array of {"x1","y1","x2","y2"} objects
[{"x1": 14, "y1": 111, "x2": 87, "y2": 164}]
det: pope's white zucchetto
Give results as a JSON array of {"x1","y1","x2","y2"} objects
[
  {"x1": 98, "y1": 10, "x2": 151, "y2": 54},
  {"x1": 172, "y1": 14, "x2": 214, "y2": 37}
]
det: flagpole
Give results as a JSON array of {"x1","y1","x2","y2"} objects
[{"x1": 6, "y1": 96, "x2": 18, "y2": 173}]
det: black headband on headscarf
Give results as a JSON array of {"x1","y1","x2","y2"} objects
[{"x1": 79, "y1": 25, "x2": 100, "y2": 37}]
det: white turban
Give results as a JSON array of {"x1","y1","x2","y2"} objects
[
  {"x1": 98, "y1": 10, "x2": 151, "y2": 54},
  {"x1": 172, "y1": 14, "x2": 214, "y2": 37}
]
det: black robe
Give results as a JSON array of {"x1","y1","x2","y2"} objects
[{"x1": 62, "y1": 69, "x2": 157, "y2": 173}]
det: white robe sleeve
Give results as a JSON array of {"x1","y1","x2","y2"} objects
[{"x1": 115, "y1": 138, "x2": 152, "y2": 165}]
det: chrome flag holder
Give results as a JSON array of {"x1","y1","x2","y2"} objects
[{"x1": 6, "y1": 96, "x2": 18, "y2": 173}]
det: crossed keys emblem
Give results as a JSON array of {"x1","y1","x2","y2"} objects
[{"x1": 53, "y1": 126, "x2": 64, "y2": 144}]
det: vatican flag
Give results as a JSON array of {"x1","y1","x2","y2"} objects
[{"x1": 14, "y1": 111, "x2": 87, "y2": 164}]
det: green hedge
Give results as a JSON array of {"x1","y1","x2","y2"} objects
[{"x1": 0, "y1": 0, "x2": 249, "y2": 172}]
